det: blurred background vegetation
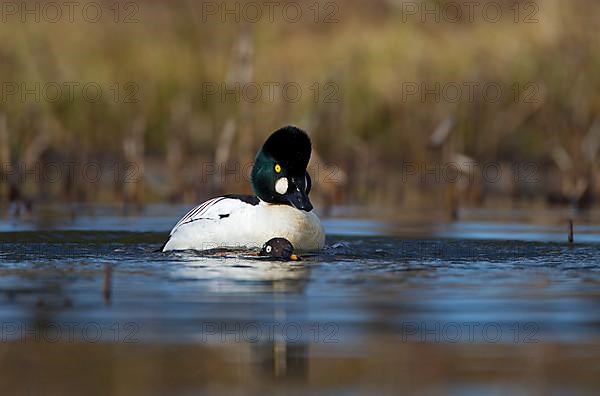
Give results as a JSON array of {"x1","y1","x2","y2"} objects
[{"x1": 0, "y1": 0, "x2": 599, "y2": 217}]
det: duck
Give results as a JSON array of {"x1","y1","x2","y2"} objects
[
  {"x1": 259, "y1": 238, "x2": 300, "y2": 261},
  {"x1": 162, "y1": 126, "x2": 325, "y2": 252}
]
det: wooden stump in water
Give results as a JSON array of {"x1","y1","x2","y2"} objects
[{"x1": 568, "y1": 219, "x2": 574, "y2": 244}]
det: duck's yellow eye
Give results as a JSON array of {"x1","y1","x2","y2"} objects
[{"x1": 275, "y1": 164, "x2": 282, "y2": 173}]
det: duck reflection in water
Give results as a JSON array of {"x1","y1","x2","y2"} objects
[{"x1": 172, "y1": 244, "x2": 313, "y2": 380}]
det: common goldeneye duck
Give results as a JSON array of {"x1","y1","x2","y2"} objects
[
  {"x1": 162, "y1": 126, "x2": 326, "y2": 252},
  {"x1": 259, "y1": 238, "x2": 300, "y2": 261}
]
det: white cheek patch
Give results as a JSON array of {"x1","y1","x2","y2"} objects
[{"x1": 275, "y1": 177, "x2": 289, "y2": 195}]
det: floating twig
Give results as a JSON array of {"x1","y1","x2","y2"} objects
[{"x1": 568, "y1": 219, "x2": 574, "y2": 244}]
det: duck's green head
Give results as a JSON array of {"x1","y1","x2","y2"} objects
[{"x1": 251, "y1": 126, "x2": 313, "y2": 212}]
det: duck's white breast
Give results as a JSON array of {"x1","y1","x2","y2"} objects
[
  {"x1": 162, "y1": 198, "x2": 325, "y2": 252},
  {"x1": 252, "y1": 203, "x2": 325, "y2": 251}
]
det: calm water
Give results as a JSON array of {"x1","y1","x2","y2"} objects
[{"x1": 1, "y1": 205, "x2": 599, "y2": 394}]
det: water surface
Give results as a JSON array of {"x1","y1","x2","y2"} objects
[{"x1": 0, "y1": 206, "x2": 599, "y2": 394}]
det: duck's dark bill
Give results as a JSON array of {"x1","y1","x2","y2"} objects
[{"x1": 285, "y1": 189, "x2": 313, "y2": 212}]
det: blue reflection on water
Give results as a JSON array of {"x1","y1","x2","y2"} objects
[{"x1": 0, "y1": 206, "x2": 599, "y2": 346}]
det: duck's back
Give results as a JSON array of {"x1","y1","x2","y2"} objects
[{"x1": 162, "y1": 196, "x2": 324, "y2": 252}]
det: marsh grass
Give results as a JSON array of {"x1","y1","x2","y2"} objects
[{"x1": 0, "y1": 0, "x2": 599, "y2": 213}]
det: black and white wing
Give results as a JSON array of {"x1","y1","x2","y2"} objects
[{"x1": 169, "y1": 195, "x2": 260, "y2": 236}]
